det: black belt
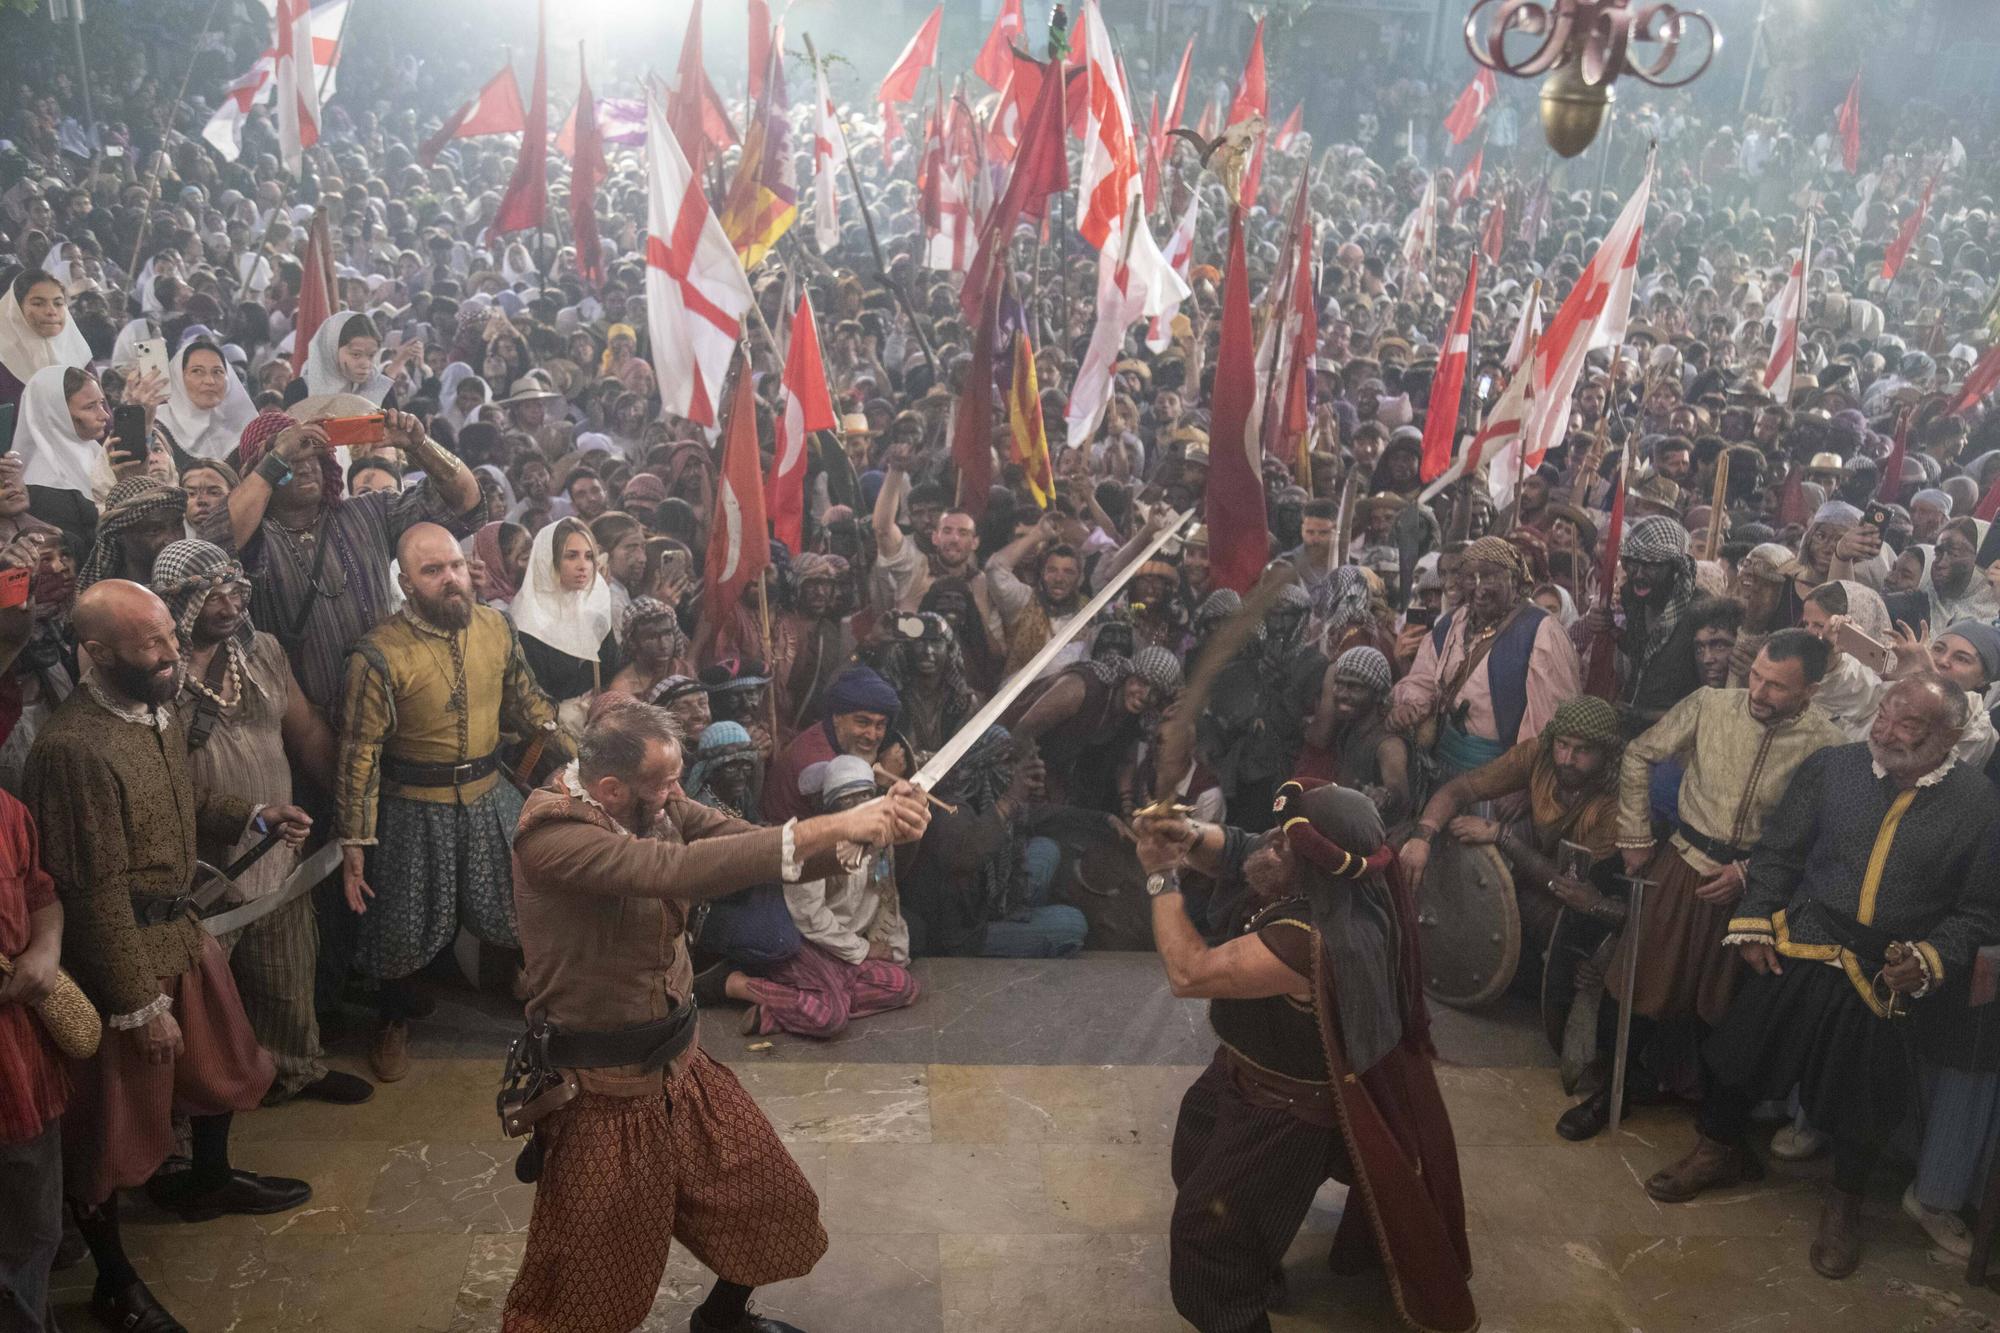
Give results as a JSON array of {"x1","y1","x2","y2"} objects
[
  {"x1": 535, "y1": 1006, "x2": 699, "y2": 1073},
  {"x1": 1677, "y1": 822, "x2": 1750, "y2": 865},
  {"x1": 382, "y1": 751, "x2": 500, "y2": 788},
  {"x1": 132, "y1": 894, "x2": 194, "y2": 926}
]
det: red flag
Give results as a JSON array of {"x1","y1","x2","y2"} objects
[
  {"x1": 419, "y1": 63, "x2": 526, "y2": 166},
  {"x1": 960, "y1": 50, "x2": 1070, "y2": 320},
  {"x1": 703, "y1": 360, "x2": 771, "y2": 645},
  {"x1": 1451, "y1": 148, "x2": 1484, "y2": 213},
  {"x1": 1205, "y1": 205, "x2": 1269, "y2": 593},
  {"x1": 1239, "y1": 129, "x2": 1267, "y2": 213},
  {"x1": 1142, "y1": 93, "x2": 1162, "y2": 213},
  {"x1": 952, "y1": 299, "x2": 997, "y2": 518},
  {"x1": 1162, "y1": 36, "x2": 1194, "y2": 138},
  {"x1": 570, "y1": 49, "x2": 607, "y2": 290},
  {"x1": 1227, "y1": 19, "x2": 1266, "y2": 127},
  {"x1": 289, "y1": 210, "x2": 333, "y2": 378},
  {"x1": 767, "y1": 293, "x2": 835, "y2": 554},
  {"x1": 1277, "y1": 194, "x2": 1318, "y2": 465},
  {"x1": 486, "y1": 0, "x2": 547, "y2": 243},
  {"x1": 1950, "y1": 346, "x2": 2000, "y2": 418},
  {"x1": 1836, "y1": 69, "x2": 1862, "y2": 175},
  {"x1": 1194, "y1": 97, "x2": 1218, "y2": 142},
  {"x1": 1882, "y1": 177, "x2": 1934, "y2": 281},
  {"x1": 747, "y1": 0, "x2": 773, "y2": 102},
  {"x1": 1420, "y1": 256, "x2": 1478, "y2": 483},
  {"x1": 1876, "y1": 410, "x2": 1913, "y2": 507},
  {"x1": 878, "y1": 4, "x2": 942, "y2": 107},
  {"x1": 1273, "y1": 102, "x2": 1303, "y2": 152},
  {"x1": 1584, "y1": 475, "x2": 1627, "y2": 699},
  {"x1": 1479, "y1": 197, "x2": 1507, "y2": 264},
  {"x1": 1443, "y1": 68, "x2": 1496, "y2": 146},
  {"x1": 667, "y1": 0, "x2": 737, "y2": 175},
  {"x1": 974, "y1": 0, "x2": 1024, "y2": 91}
]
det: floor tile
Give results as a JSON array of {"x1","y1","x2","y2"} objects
[
  {"x1": 733, "y1": 1061, "x2": 933, "y2": 1143},
  {"x1": 929, "y1": 1064, "x2": 1144, "y2": 1145},
  {"x1": 938, "y1": 1233, "x2": 1179, "y2": 1333},
  {"x1": 821, "y1": 1142, "x2": 1082, "y2": 1235}
]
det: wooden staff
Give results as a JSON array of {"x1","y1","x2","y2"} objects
[
  {"x1": 755, "y1": 575, "x2": 781, "y2": 747},
  {"x1": 1703, "y1": 450, "x2": 1732, "y2": 562}
]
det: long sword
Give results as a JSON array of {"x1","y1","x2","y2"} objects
[{"x1": 910, "y1": 509, "x2": 1196, "y2": 793}]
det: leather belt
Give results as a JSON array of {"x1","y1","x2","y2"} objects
[
  {"x1": 132, "y1": 894, "x2": 194, "y2": 926},
  {"x1": 1677, "y1": 822, "x2": 1750, "y2": 866},
  {"x1": 538, "y1": 1005, "x2": 699, "y2": 1073},
  {"x1": 383, "y1": 751, "x2": 500, "y2": 788}
]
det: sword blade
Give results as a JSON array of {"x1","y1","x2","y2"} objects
[
  {"x1": 201, "y1": 842, "x2": 344, "y2": 938},
  {"x1": 912, "y1": 508, "x2": 1195, "y2": 792}
]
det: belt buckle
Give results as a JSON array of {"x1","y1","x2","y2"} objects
[
  {"x1": 452, "y1": 760, "x2": 478, "y2": 785},
  {"x1": 146, "y1": 894, "x2": 194, "y2": 922}
]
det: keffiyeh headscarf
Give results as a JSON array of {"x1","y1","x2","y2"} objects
[
  {"x1": 1333, "y1": 646, "x2": 1392, "y2": 695},
  {"x1": 77, "y1": 476, "x2": 188, "y2": 592},
  {"x1": 1132, "y1": 645, "x2": 1185, "y2": 694},
  {"x1": 618, "y1": 596, "x2": 688, "y2": 658},
  {"x1": 152, "y1": 538, "x2": 263, "y2": 700},
  {"x1": 1544, "y1": 695, "x2": 1623, "y2": 754},
  {"x1": 1621, "y1": 515, "x2": 1699, "y2": 661},
  {"x1": 686, "y1": 719, "x2": 761, "y2": 812},
  {"x1": 1311, "y1": 565, "x2": 1374, "y2": 642}
]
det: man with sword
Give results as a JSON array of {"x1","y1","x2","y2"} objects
[{"x1": 23, "y1": 579, "x2": 318, "y2": 1333}]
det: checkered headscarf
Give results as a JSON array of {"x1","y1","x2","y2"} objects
[
  {"x1": 77, "y1": 476, "x2": 189, "y2": 593},
  {"x1": 151, "y1": 538, "x2": 261, "y2": 698},
  {"x1": 1333, "y1": 646, "x2": 1392, "y2": 695},
  {"x1": 1461, "y1": 535, "x2": 1527, "y2": 581},
  {"x1": 1620, "y1": 515, "x2": 1698, "y2": 661}
]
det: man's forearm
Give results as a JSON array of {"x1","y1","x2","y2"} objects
[
  {"x1": 873, "y1": 467, "x2": 908, "y2": 555},
  {"x1": 1150, "y1": 891, "x2": 1210, "y2": 992},
  {"x1": 410, "y1": 435, "x2": 478, "y2": 513},
  {"x1": 1413, "y1": 777, "x2": 1469, "y2": 836}
]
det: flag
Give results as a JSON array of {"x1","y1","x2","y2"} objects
[
  {"x1": 1584, "y1": 467, "x2": 1627, "y2": 698},
  {"x1": 273, "y1": 0, "x2": 322, "y2": 175},
  {"x1": 1007, "y1": 330, "x2": 1055, "y2": 506},
  {"x1": 1162, "y1": 36, "x2": 1195, "y2": 139},
  {"x1": 1147, "y1": 189, "x2": 1199, "y2": 351},
  {"x1": 748, "y1": 0, "x2": 773, "y2": 102},
  {"x1": 289, "y1": 210, "x2": 334, "y2": 377},
  {"x1": 960, "y1": 48, "x2": 1070, "y2": 320},
  {"x1": 1519, "y1": 172, "x2": 1551, "y2": 251},
  {"x1": 644, "y1": 85, "x2": 754, "y2": 425},
  {"x1": 1878, "y1": 409, "x2": 1912, "y2": 501},
  {"x1": 704, "y1": 359, "x2": 771, "y2": 645},
  {"x1": 811, "y1": 56, "x2": 846, "y2": 254},
  {"x1": 1421, "y1": 256, "x2": 1478, "y2": 483},
  {"x1": 1273, "y1": 101, "x2": 1303, "y2": 152},
  {"x1": 1273, "y1": 184, "x2": 1319, "y2": 473},
  {"x1": 570, "y1": 48, "x2": 608, "y2": 290},
  {"x1": 1068, "y1": 207, "x2": 1188, "y2": 444},
  {"x1": 1882, "y1": 177, "x2": 1934, "y2": 281},
  {"x1": 1399, "y1": 174, "x2": 1438, "y2": 276},
  {"x1": 1141, "y1": 93, "x2": 1162, "y2": 214},
  {"x1": 1443, "y1": 68, "x2": 1496, "y2": 146},
  {"x1": 487, "y1": 0, "x2": 548, "y2": 242},
  {"x1": 1451, "y1": 147, "x2": 1483, "y2": 213},
  {"x1": 720, "y1": 28, "x2": 798, "y2": 269},
  {"x1": 975, "y1": 0, "x2": 1025, "y2": 91},
  {"x1": 1762, "y1": 217, "x2": 1813, "y2": 403},
  {"x1": 1836, "y1": 70, "x2": 1862, "y2": 174},
  {"x1": 418, "y1": 62, "x2": 526, "y2": 166},
  {"x1": 200, "y1": 0, "x2": 348, "y2": 163},
  {"x1": 1503, "y1": 280, "x2": 1541, "y2": 374},
  {"x1": 1227, "y1": 19, "x2": 1266, "y2": 127},
  {"x1": 878, "y1": 4, "x2": 942, "y2": 107},
  {"x1": 1479, "y1": 196, "x2": 1507, "y2": 264},
  {"x1": 920, "y1": 94, "x2": 976, "y2": 272},
  {"x1": 667, "y1": 0, "x2": 738, "y2": 175},
  {"x1": 1949, "y1": 345, "x2": 2000, "y2": 418},
  {"x1": 952, "y1": 299, "x2": 998, "y2": 518},
  {"x1": 1194, "y1": 96, "x2": 1218, "y2": 142},
  {"x1": 767, "y1": 292, "x2": 835, "y2": 554},
  {"x1": 1205, "y1": 205, "x2": 1269, "y2": 593},
  {"x1": 1077, "y1": 0, "x2": 1139, "y2": 252}
]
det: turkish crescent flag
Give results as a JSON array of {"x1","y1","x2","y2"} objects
[
  {"x1": 974, "y1": 0, "x2": 1024, "y2": 91},
  {"x1": 705, "y1": 360, "x2": 771, "y2": 638},
  {"x1": 1443, "y1": 68, "x2": 1496, "y2": 146},
  {"x1": 1421, "y1": 256, "x2": 1479, "y2": 484},
  {"x1": 766, "y1": 293, "x2": 835, "y2": 555},
  {"x1": 878, "y1": 5, "x2": 942, "y2": 106}
]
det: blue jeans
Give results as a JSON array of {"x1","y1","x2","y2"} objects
[{"x1": 981, "y1": 837, "x2": 1088, "y2": 958}]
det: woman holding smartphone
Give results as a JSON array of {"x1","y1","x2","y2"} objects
[{"x1": 13, "y1": 364, "x2": 158, "y2": 548}]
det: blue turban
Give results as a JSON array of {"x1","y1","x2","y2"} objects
[{"x1": 825, "y1": 664, "x2": 900, "y2": 720}]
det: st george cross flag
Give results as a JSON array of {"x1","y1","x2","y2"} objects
[
  {"x1": 1443, "y1": 68, "x2": 1496, "y2": 146},
  {"x1": 811, "y1": 55, "x2": 847, "y2": 254},
  {"x1": 1836, "y1": 70, "x2": 1863, "y2": 175},
  {"x1": 201, "y1": 0, "x2": 349, "y2": 163},
  {"x1": 1146, "y1": 189, "x2": 1200, "y2": 352},
  {"x1": 418, "y1": 62, "x2": 525, "y2": 166},
  {"x1": 644, "y1": 86, "x2": 754, "y2": 425},
  {"x1": 1503, "y1": 279, "x2": 1541, "y2": 374},
  {"x1": 1420, "y1": 256, "x2": 1479, "y2": 484},
  {"x1": 766, "y1": 292, "x2": 835, "y2": 554},
  {"x1": 1762, "y1": 217, "x2": 1814, "y2": 403},
  {"x1": 703, "y1": 359, "x2": 771, "y2": 646},
  {"x1": 273, "y1": 0, "x2": 322, "y2": 175},
  {"x1": 1068, "y1": 205, "x2": 1187, "y2": 445},
  {"x1": 1076, "y1": 0, "x2": 1139, "y2": 252}
]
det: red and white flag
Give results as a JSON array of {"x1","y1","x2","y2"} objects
[
  {"x1": 200, "y1": 1, "x2": 349, "y2": 162},
  {"x1": 1399, "y1": 174, "x2": 1438, "y2": 276},
  {"x1": 1146, "y1": 189, "x2": 1199, "y2": 352},
  {"x1": 1450, "y1": 147, "x2": 1484, "y2": 213},
  {"x1": 1420, "y1": 256, "x2": 1479, "y2": 484},
  {"x1": 974, "y1": 0, "x2": 1024, "y2": 91},
  {"x1": 1479, "y1": 195, "x2": 1507, "y2": 265},
  {"x1": 1762, "y1": 216, "x2": 1814, "y2": 403},
  {"x1": 1950, "y1": 346, "x2": 2000, "y2": 418},
  {"x1": 1076, "y1": 0, "x2": 1139, "y2": 252},
  {"x1": 289, "y1": 210, "x2": 334, "y2": 377},
  {"x1": 1443, "y1": 68, "x2": 1496, "y2": 146},
  {"x1": 703, "y1": 358, "x2": 771, "y2": 651},
  {"x1": 1503, "y1": 280, "x2": 1541, "y2": 374},
  {"x1": 1273, "y1": 102, "x2": 1303, "y2": 152},
  {"x1": 766, "y1": 292, "x2": 835, "y2": 554},
  {"x1": 1882, "y1": 177, "x2": 1934, "y2": 281},
  {"x1": 1161, "y1": 36, "x2": 1195, "y2": 141},
  {"x1": 644, "y1": 85, "x2": 754, "y2": 425},
  {"x1": 273, "y1": 0, "x2": 322, "y2": 175},
  {"x1": 878, "y1": 5, "x2": 942, "y2": 108},
  {"x1": 1836, "y1": 69, "x2": 1863, "y2": 175},
  {"x1": 1067, "y1": 206, "x2": 1187, "y2": 445},
  {"x1": 418, "y1": 62, "x2": 526, "y2": 166},
  {"x1": 811, "y1": 55, "x2": 847, "y2": 254}
]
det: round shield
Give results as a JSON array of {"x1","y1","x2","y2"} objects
[{"x1": 1415, "y1": 839, "x2": 1519, "y2": 1009}]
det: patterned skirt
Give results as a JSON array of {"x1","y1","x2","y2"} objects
[{"x1": 354, "y1": 782, "x2": 526, "y2": 981}]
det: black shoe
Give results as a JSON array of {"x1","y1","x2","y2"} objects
[
  {"x1": 294, "y1": 1070, "x2": 375, "y2": 1105},
  {"x1": 689, "y1": 1310, "x2": 806, "y2": 1333},
  {"x1": 150, "y1": 1169, "x2": 313, "y2": 1221},
  {"x1": 54, "y1": 1219, "x2": 87, "y2": 1269},
  {"x1": 1556, "y1": 1086, "x2": 1625, "y2": 1142},
  {"x1": 91, "y1": 1278, "x2": 187, "y2": 1333},
  {"x1": 691, "y1": 961, "x2": 733, "y2": 1009}
]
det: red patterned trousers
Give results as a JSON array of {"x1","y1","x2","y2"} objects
[{"x1": 502, "y1": 1047, "x2": 828, "y2": 1333}]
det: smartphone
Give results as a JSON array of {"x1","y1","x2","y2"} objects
[
  {"x1": 319, "y1": 413, "x2": 387, "y2": 448},
  {"x1": 0, "y1": 567, "x2": 28, "y2": 610},
  {"x1": 1863, "y1": 501, "x2": 1892, "y2": 531},
  {"x1": 658, "y1": 547, "x2": 692, "y2": 586},
  {"x1": 133, "y1": 337, "x2": 169, "y2": 386},
  {"x1": 1834, "y1": 621, "x2": 1892, "y2": 676},
  {"x1": 111, "y1": 404, "x2": 148, "y2": 459},
  {"x1": 0, "y1": 403, "x2": 14, "y2": 456},
  {"x1": 1405, "y1": 605, "x2": 1437, "y2": 630}
]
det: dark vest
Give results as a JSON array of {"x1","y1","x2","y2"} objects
[{"x1": 1429, "y1": 603, "x2": 1549, "y2": 746}]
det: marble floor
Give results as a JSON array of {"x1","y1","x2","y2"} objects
[{"x1": 50, "y1": 954, "x2": 2000, "y2": 1332}]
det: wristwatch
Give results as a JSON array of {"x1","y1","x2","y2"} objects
[{"x1": 1146, "y1": 868, "x2": 1181, "y2": 897}]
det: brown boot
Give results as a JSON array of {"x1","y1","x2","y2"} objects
[
  {"x1": 370, "y1": 1019, "x2": 410, "y2": 1083},
  {"x1": 1809, "y1": 1188, "x2": 1864, "y2": 1279},
  {"x1": 1644, "y1": 1136, "x2": 1763, "y2": 1203}
]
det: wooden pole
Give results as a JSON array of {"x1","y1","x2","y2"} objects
[
  {"x1": 755, "y1": 575, "x2": 781, "y2": 745},
  {"x1": 1703, "y1": 451, "x2": 1732, "y2": 562}
]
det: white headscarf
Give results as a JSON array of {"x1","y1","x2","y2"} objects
[
  {"x1": 155, "y1": 341, "x2": 257, "y2": 461},
  {"x1": 302, "y1": 314, "x2": 394, "y2": 404},
  {"x1": 0, "y1": 281, "x2": 92, "y2": 388},
  {"x1": 508, "y1": 518, "x2": 612, "y2": 661},
  {"x1": 40, "y1": 243, "x2": 76, "y2": 286},
  {"x1": 438, "y1": 361, "x2": 489, "y2": 432},
  {"x1": 15, "y1": 364, "x2": 114, "y2": 500},
  {"x1": 110, "y1": 317, "x2": 155, "y2": 370}
]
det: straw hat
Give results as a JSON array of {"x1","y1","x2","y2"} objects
[
  {"x1": 839, "y1": 412, "x2": 878, "y2": 437},
  {"x1": 288, "y1": 391, "x2": 380, "y2": 423},
  {"x1": 0, "y1": 956, "x2": 101, "y2": 1060}
]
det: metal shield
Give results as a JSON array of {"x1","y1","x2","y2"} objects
[{"x1": 1415, "y1": 839, "x2": 1519, "y2": 1009}]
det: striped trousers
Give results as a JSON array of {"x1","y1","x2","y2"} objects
[
  {"x1": 741, "y1": 941, "x2": 920, "y2": 1040},
  {"x1": 216, "y1": 892, "x2": 327, "y2": 1098}
]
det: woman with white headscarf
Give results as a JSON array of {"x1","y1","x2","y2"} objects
[
  {"x1": 300, "y1": 313, "x2": 395, "y2": 405},
  {"x1": 154, "y1": 335, "x2": 257, "y2": 465},
  {"x1": 0, "y1": 268, "x2": 93, "y2": 409},
  {"x1": 15, "y1": 363, "x2": 123, "y2": 543},
  {"x1": 509, "y1": 516, "x2": 619, "y2": 719},
  {"x1": 1800, "y1": 579, "x2": 1894, "y2": 740},
  {"x1": 437, "y1": 361, "x2": 490, "y2": 433}
]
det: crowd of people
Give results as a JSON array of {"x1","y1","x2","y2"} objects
[{"x1": 3, "y1": 1, "x2": 2000, "y2": 1330}]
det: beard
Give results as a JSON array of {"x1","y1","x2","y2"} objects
[
  {"x1": 410, "y1": 583, "x2": 474, "y2": 629},
  {"x1": 106, "y1": 656, "x2": 180, "y2": 706}
]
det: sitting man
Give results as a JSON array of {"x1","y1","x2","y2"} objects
[
  {"x1": 1644, "y1": 675, "x2": 2000, "y2": 1281},
  {"x1": 763, "y1": 665, "x2": 908, "y2": 825}
]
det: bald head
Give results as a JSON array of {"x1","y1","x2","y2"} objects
[
  {"x1": 397, "y1": 521, "x2": 459, "y2": 568},
  {"x1": 397, "y1": 522, "x2": 474, "y2": 628},
  {"x1": 74, "y1": 580, "x2": 182, "y2": 706}
]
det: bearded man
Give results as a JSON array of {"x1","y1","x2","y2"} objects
[
  {"x1": 763, "y1": 665, "x2": 906, "y2": 825},
  {"x1": 1580, "y1": 515, "x2": 1703, "y2": 730},
  {"x1": 877, "y1": 611, "x2": 983, "y2": 759},
  {"x1": 74, "y1": 476, "x2": 187, "y2": 591},
  {"x1": 1135, "y1": 783, "x2": 1476, "y2": 1333},
  {"x1": 336, "y1": 523, "x2": 571, "y2": 1082},
  {"x1": 770, "y1": 554, "x2": 856, "y2": 737},
  {"x1": 988, "y1": 514, "x2": 1088, "y2": 679},
  {"x1": 1646, "y1": 675, "x2": 2000, "y2": 1282}
]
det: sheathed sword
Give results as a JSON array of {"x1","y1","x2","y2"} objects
[{"x1": 200, "y1": 842, "x2": 345, "y2": 937}]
